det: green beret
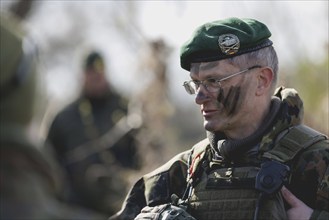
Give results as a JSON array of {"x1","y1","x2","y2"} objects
[{"x1": 180, "y1": 17, "x2": 273, "y2": 71}]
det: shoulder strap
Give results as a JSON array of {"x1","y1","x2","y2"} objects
[{"x1": 263, "y1": 125, "x2": 328, "y2": 163}]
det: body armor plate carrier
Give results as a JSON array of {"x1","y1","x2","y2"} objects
[{"x1": 185, "y1": 125, "x2": 327, "y2": 220}]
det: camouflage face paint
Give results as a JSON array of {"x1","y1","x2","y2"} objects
[{"x1": 217, "y1": 86, "x2": 242, "y2": 115}]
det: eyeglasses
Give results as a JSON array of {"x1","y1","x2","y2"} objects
[{"x1": 183, "y1": 65, "x2": 261, "y2": 95}]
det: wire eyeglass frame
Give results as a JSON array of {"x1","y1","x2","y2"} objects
[{"x1": 183, "y1": 65, "x2": 261, "y2": 95}]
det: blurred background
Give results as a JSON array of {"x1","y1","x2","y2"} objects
[{"x1": 1, "y1": 0, "x2": 328, "y2": 172}]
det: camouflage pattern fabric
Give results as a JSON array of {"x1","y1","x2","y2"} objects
[{"x1": 109, "y1": 87, "x2": 329, "y2": 220}]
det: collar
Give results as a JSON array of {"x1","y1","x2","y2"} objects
[{"x1": 207, "y1": 87, "x2": 304, "y2": 163}]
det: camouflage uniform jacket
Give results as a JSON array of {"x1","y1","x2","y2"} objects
[{"x1": 110, "y1": 87, "x2": 329, "y2": 220}]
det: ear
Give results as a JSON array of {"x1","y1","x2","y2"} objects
[{"x1": 255, "y1": 67, "x2": 274, "y2": 96}]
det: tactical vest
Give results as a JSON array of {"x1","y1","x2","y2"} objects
[{"x1": 185, "y1": 125, "x2": 327, "y2": 220}]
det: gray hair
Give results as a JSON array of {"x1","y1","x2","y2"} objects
[{"x1": 229, "y1": 46, "x2": 279, "y2": 89}]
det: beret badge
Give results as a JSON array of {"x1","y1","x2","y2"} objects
[{"x1": 218, "y1": 34, "x2": 240, "y2": 55}]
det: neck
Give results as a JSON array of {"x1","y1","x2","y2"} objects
[
  {"x1": 207, "y1": 97, "x2": 281, "y2": 162},
  {"x1": 226, "y1": 99, "x2": 272, "y2": 140}
]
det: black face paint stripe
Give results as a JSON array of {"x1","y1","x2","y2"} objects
[
  {"x1": 217, "y1": 86, "x2": 242, "y2": 116},
  {"x1": 217, "y1": 88, "x2": 224, "y2": 103},
  {"x1": 223, "y1": 86, "x2": 233, "y2": 108},
  {"x1": 228, "y1": 86, "x2": 241, "y2": 115}
]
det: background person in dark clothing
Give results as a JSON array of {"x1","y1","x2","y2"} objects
[{"x1": 46, "y1": 51, "x2": 141, "y2": 215}]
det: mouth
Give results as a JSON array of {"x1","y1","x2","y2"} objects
[{"x1": 202, "y1": 108, "x2": 219, "y2": 117}]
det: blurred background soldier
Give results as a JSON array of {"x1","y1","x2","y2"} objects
[
  {"x1": 0, "y1": 12, "x2": 106, "y2": 220},
  {"x1": 46, "y1": 51, "x2": 141, "y2": 215}
]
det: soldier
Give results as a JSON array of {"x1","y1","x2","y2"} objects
[
  {"x1": 109, "y1": 17, "x2": 329, "y2": 220},
  {"x1": 0, "y1": 13, "x2": 106, "y2": 220},
  {"x1": 46, "y1": 51, "x2": 141, "y2": 215}
]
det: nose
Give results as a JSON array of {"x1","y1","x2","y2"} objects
[{"x1": 195, "y1": 86, "x2": 210, "y2": 105}]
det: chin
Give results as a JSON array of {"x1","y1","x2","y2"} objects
[
  {"x1": 204, "y1": 121, "x2": 218, "y2": 132},
  {"x1": 204, "y1": 117, "x2": 228, "y2": 132}
]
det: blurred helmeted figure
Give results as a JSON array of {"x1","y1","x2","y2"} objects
[
  {"x1": 0, "y1": 12, "x2": 106, "y2": 220},
  {"x1": 46, "y1": 51, "x2": 141, "y2": 215}
]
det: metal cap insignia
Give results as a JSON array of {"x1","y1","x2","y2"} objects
[{"x1": 218, "y1": 34, "x2": 240, "y2": 55}]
